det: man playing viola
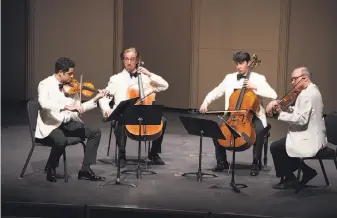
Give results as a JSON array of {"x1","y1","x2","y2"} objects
[
  {"x1": 266, "y1": 67, "x2": 327, "y2": 189},
  {"x1": 99, "y1": 47, "x2": 169, "y2": 167},
  {"x1": 199, "y1": 51, "x2": 277, "y2": 176},
  {"x1": 36, "y1": 57, "x2": 108, "y2": 182}
]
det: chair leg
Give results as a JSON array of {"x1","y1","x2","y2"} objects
[
  {"x1": 81, "y1": 142, "x2": 86, "y2": 152},
  {"x1": 107, "y1": 122, "x2": 114, "y2": 157},
  {"x1": 263, "y1": 133, "x2": 269, "y2": 166},
  {"x1": 19, "y1": 143, "x2": 36, "y2": 178},
  {"x1": 63, "y1": 150, "x2": 68, "y2": 182},
  {"x1": 334, "y1": 149, "x2": 337, "y2": 170},
  {"x1": 318, "y1": 158, "x2": 329, "y2": 186},
  {"x1": 294, "y1": 161, "x2": 303, "y2": 194}
]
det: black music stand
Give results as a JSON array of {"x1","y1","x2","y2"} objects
[
  {"x1": 99, "y1": 97, "x2": 139, "y2": 188},
  {"x1": 210, "y1": 118, "x2": 253, "y2": 193},
  {"x1": 121, "y1": 104, "x2": 164, "y2": 179},
  {"x1": 179, "y1": 116, "x2": 222, "y2": 182}
]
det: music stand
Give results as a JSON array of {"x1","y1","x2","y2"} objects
[
  {"x1": 120, "y1": 104, "x2": 164, "y2": 179},
  {"x1": 210, "y1": 117, "x2": 253, "y2": 193},
  {"x1": 178, "y1": 116, "x2": 222, "y2": 182},
  {"x1": 99, "y1": 97, "x2": 139, "y2": 188}
]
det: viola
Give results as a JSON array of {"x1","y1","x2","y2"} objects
[
  {"x1": 62, "y1": 79, "x2": 113, "y2": 98},
  {"x1": 217, "y1": 54, "x2": 261, "y2": 151},
  {"x1": 124, "y1": 59, "x2": 163, "y2": 141}
]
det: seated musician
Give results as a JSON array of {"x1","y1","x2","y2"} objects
[
  {"x1": 36, "y1": 57, "x2": 107, "y2": 182},
  {"x1": 99, "y1": 47, "x2": 169, "y2": 167},
  {"x1": 199, "y1": 51, "x2": 277, "y2": 176},
  {"x1": 266, "y1": 67, "x2": 327, "y2": 189}
]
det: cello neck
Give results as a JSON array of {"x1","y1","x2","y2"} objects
[{"x1": 137, "y1": 59, "x2": 145, "y2": 103}]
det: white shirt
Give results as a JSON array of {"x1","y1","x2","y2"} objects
[
  {"x1": 35, "y1": 74, "x2": 98, "y2": 139},
  {"x1": 278, "y1": 83, "x2": 327, "y2": 157},
  {"x1": 202, "y1": 71, "x2": 277, "y2": 127},
  {"x1": 99, "y1": 69, "x2": 169, "y2": 116}
]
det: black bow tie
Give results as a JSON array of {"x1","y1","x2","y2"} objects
[
  {"x1": 130, "y1": 72, "x2": 138, "y2": 78},
  {"x1": 237, "y1": 74, "x2": 246, "y2": 80},
  {"x1": 58, "y1": 83, "x2": 64, "y2": 90}
]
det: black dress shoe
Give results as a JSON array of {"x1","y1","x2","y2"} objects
[
  {"x1": 212, "y1": 160, "x2": 229, "y2": 172},
  {"x1": 148, "y1": 153, "x2": 165, "y2": 165},
  {"x1": 272, "y1": 177, "x2": 297, "y2": 189},
  {"x1": 46, "y1": 167, "x2": 57, "y2": 182},
  {"x1": 78, "y1": 169, "x2": 105, "y2": 181},
  {"x1": 250, "y1": 163, "x2": 259, "y2": 176}
]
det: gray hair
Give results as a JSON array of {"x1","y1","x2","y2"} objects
[
  {"x1": 294, "y1": 66, "x2": 312, "y2": 79},
  {"x1": 301, "y1": 67, "x2": 312, "y2": 78}
]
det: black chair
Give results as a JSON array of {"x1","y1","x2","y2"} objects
[
  {"x1": 259, "y1": 124, "x2": 271, "y2": 169},
  {"x1": 19, "y1": 100, "x2": 85, "y2": 182},
  {"x1": 294, "y1": 112, "x2": 337, "y2": 193}
]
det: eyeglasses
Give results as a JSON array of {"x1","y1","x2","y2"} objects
[{"x1": 291, "y1": 75, "x2": 304, "y2": 82}]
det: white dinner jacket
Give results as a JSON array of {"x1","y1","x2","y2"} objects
[
  {"x1": 35, "y1": 75, "x2": 98, "y2": 139},
  {"x1": 278, "y1": 83, "x2": 327, "y2": 157},
  {"x1": 99, "y1": 69, "x2": 169, "y2": 116},
  {"x1": 202, "y1": 72, "x2": 277, "y2": 127}
]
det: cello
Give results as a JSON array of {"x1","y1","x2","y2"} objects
[
  {"x1": 124, "y1": 58, "x2": 164, "y2": 141},
  {"x1": 217, "y1": 54, "x2": 261, "y2": 151}
]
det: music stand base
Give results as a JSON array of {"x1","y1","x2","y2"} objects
[
  {"x1": 122, "y1": 167, "x2": 157, "y2": 179},
  {"x1": 98, "y1": 158, "x2": 115, "y2": 165},
  {"x1": 181, "y1": 171, "x2": 217, "y2": 182},
  {"x1": 210, "y1": 182, "x2": 248, "y2": 193},
  {"x1": 99, "y1": 178, "x2": 136, "y2": 187}
]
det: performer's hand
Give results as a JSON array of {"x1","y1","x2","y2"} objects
[
  {"x1": 104, "y1": 109, "x2": 112, "y2": 118},
  {"x1": 93, "y1": 89, "x2": 109, "y2": 101},
  {"x1": 199, "y1": 104, "x2": 208, "y2": 113},
  {"x1": 137, "y1": 67, "x2": 152, "y2": 77},
  {"x1": 266, "y1": 100, "x2": 280, "y2": 117},
  {"x1": 273, "y1": 103, "x2": 281, "y2": 113},
  {"x1": 64, "y1": 105, "x2": 84, "y2": 114},
  {"x1": 243, "y1": 79, "x2": 257, "y2": 90}
]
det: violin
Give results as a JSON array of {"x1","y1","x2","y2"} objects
[
  {"x1": 124, "y1": 58, "x2": 163, "y2": 141},
  {"x1": 271, "y1": 78, "x2": 305, "y2": 116},
  {"x1": 62, "y1": 78, "x2": 113, "y2": 98},
  {"x1": 217, "y1": 54, "x2": 261, "y2": 151}
]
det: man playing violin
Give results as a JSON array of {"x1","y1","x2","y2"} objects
[
  {"x1": 199, "y1": 51, "x2": 277, "y2": 176},
  {"x1": 99, "y1": 47, "x2": 169, "y2": 167},
  {"x1": 36, "y1": 57, "x2": 108, "y2": 182},
  {"x1": 266, "y1": 67, "x2": 327, "y2": 189}
]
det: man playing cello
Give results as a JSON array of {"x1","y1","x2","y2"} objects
[
  {"x1": 199, "y1": 51, "x2": 277, "y2": 176},
  {"x1": 99, "y1": 47, "x2": 169, "y2": 168}
]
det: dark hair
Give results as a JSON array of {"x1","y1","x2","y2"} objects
[
  {"x1": 233, "y1": 51, "x2": 251, "y2": 63},
  {"x1": 55, "y1": 57, "x2": 76, "y2": 73}
]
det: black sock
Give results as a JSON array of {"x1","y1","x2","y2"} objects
[{"x1": 80, "y1": 164, "x2": 90, "y2": 171}]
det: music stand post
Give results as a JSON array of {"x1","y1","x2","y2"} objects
[
  {"x1": 121, "y1": 105, "x2": 164, "y2": 179},
  {"x1": 179, "y1": 116, "x2": 221, "y2": 182},
  {"x1": 99, "y1": 97, "x2": 139, "y2": 188},
  {"x1": 210, "y1": 118, "x2": 252, "y2": 193}
]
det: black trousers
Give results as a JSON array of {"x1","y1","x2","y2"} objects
[
  {"x1": 270, "y1": 137, "x2": 301, "y2": 178},
  {"x1": 38, "y1": 120, "x2": 101, "y2": 168},
  {"x1": 213, "y1": 115, "x2": 265, "y2": 164},
  {"x1": 114, "y1": 117, "x2": 167, "y2": 157}
]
